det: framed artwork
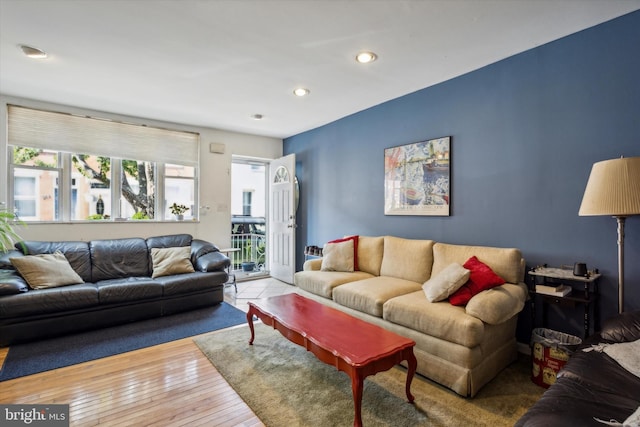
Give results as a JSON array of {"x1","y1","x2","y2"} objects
[{"x1": 384, "y1": 136, "x2": 450, "y2": 216}]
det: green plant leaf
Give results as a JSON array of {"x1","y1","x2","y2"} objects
[{"x1": 0, "y1": 210, "x2": 26, "y2": 253}]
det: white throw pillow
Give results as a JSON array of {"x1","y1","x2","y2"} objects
[
  {"x1": 422, "y1": 262, "x2": 470, "y2": 302},
  {"x1": 321, "y1": 240, "x2": 355, "y2": 272}
]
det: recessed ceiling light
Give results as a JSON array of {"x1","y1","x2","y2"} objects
[
  {"x1": 356, "y1": 51, "x2": 377, "y2": 64},
  {"x1": 19, "y1": 44, "x2": 48, "y2": 59},
  {"x1": 251, "y1": 114, "x2": 264, "y2": 120},
  {"x1": 293, "y1": 88, "x2": 310, "y2": 97}
]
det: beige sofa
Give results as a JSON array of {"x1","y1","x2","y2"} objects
[{"x1": 294, "y1": 236, "x2": 528, "y2": 397}]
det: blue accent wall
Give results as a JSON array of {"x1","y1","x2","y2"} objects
[{"x1": 284, "y1": 11, "x2": 640, "y2": 339}]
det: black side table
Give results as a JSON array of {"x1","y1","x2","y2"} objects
[{"x1": 528, "y1": 267, "x2": 600, "y2": 338}]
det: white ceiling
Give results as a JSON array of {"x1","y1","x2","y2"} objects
[{"x1": 1, "y1": 0, "x2": 639, "y2": 139}]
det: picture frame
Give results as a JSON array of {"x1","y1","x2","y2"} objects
[{"x1": 384, "y1": 136, "x2": 451, "y2": 216}]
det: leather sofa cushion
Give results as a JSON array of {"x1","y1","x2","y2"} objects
[
  {"x1": 294, "y1": 270, "x2": 374, "y2": 299},
  {"x1": 0, "y1": 284, "x2": 99, "y2": 318},
  {"x1": 332, "y1": 276, "x2": 423, "y2": 317},
  {"x1": 96, "y1": 277, "x2": 162, "y2": 304},
  {"x1": 517, "y1": 331, "x2": 640, "y2": 426},
  {"x1": 600, "y1": 310, "x2": 640, "y2": 342},
  {"x1": 18, "y1": 240, "x2": 92, "y2": 282},
  {"x1": 383, "y1": 290, "x2": 485, "y2": 347},
  {"x1": 146, "y1": 234, "x2": 192, "y2": 249},
  {"x1": 155, "y1": 271, "x2": 227, "y2": 296},
  {"x1": 431, "y1": 243, "x2": 524, "y2": 284},
  {"x1": 558, "y1": 337, "x2": 640, "y2": 403},
  {"x1": 380, "y1": 236, "x2": 435, "y2": 283},
  {"x1": 90, "y1": 238, "x2": 149, "y2": 282}
]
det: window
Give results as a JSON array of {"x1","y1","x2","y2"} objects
[
  {"x1": 71, "y1": 154, "x2": 112, "y2": 220},
  {"x1": 164, "y1": 164, "x2": 195, "y2": 220},
  {"x1": 121, "y1": 159, "x2": 155, "y2": 220},
  {"x1": 7, "y1": 105, "x2": 199, "y2": 222},
  {"x1": 11, "y1": 147, "x2": 59, "y2": 221},
  {"x1": 14, "y1": 176, "x2": 37, "y2": 218},
  {"x1": 242, "y1": 191, "x2": 253, "y2": 216}
]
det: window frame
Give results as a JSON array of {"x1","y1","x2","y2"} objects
[
  {"x1": 8, "y1": 149, "x2": 199, "y2": 223},
  {"x1": 9, "y1": 155, "x2": 62, "y2": 221},
  {"x1": 6, "y1": 105, "x2": 200, "y2": 223},
  {"x1": 164, "y1": 175, "x2": 196, "y2": 220}
]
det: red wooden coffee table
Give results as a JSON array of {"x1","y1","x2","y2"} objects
[{"x1": 247, "y1": 293, "x2": 417, "y2": 427}]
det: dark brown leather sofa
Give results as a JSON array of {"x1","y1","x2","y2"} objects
[
  {"x1": 0, "y1": 234, "x2": 229, "y2": 346},
  {"x1": 516, "y1": 310, "x2": 640, "y2": 426}
]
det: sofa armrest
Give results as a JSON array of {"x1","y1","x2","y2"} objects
[
  {"x1": 0, "y1": 271, "x2": 29, "y2": 296},
  {"x1": 599, "y1": 310, "x2": 640, "y2": 343},
  {"x1": 465, "y1": 282, "x2": 528, "y2": 325},
  {"x1": 190, "y1": 239, "x2": 220, "y2": 259},
  {"x1": 195, "y1": 251, "x2": 230, "y2": 272},
  {"x1": 189, "y1": 239, "x2": 229, "y2": 272},
  {"x1": 0, "y1": 250, "x2": 23, "y2": 269},
  {"x1": 303, "y1": 258, "x2": 322, "y2": 271}
]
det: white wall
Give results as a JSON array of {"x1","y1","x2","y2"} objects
[
  {"x1": 0, "y1": 95, "x2": 282, "y2": 248},
  {"x1": 231, "y1": 163, "x2": 266, "y2": 217}
]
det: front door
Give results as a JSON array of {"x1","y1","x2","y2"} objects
[{"x1": 268, "y1": 154, "x2": 296, "y2": 284}]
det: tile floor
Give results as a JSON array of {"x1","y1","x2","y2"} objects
[{"x1": 223, "y1": 276, "x2": 297, "y2": 313}]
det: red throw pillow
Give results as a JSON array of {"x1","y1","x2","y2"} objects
[
  {"x1": 448, "y1": 256, "x2": 505, "y2": 306},
  {"x1": 327, "y1": 236, "x2": 359, "y2": 271}
]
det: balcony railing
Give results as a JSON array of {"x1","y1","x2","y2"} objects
[{"x1": 229, "y1": 233, "x2": 266, "y2": 271}]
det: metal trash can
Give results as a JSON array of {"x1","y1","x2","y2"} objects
[{"x1": 531, "y1": 328, "x2": 582, "y2": 388}]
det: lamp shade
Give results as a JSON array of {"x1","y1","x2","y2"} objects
[{"x1": 579, "y1": 157, "x2": 640, "y2": 216}]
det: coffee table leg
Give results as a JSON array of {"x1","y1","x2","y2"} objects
[
  {"x1": 351, "y1": 370, "x2": 364, "y2": 427},
  {"x1": 247, "y1": 308, "x2": 255, "y2": 345},
  {"x1": 405, "y1": 350, "x2": 417, "y2": 403}
]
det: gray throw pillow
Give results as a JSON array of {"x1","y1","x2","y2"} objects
[{"x1": 10, "y1": 251, "x2": 84, "y2": 289}]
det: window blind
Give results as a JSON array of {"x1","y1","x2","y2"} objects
[{"x1": 8, "y1": 105, "x2": 199, "y2": 166}]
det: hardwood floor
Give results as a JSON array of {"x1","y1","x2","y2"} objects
[
  {"x1": 0, "y1": 279, "x2": 296, "y2": 426},
  {"x1": 0, "y1": 328, "x2": 262, "y2": 426}
]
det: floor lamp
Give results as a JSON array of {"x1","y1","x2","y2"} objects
[{"x1": 578, "y1": 156, "x2": 640, "y2": 314}]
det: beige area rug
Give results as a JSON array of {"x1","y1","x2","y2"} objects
[{"x1": 194, "y1": 323, "x2": 543, "y2": 427}]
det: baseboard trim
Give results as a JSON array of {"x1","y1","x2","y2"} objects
[
  {"x1": 236, "y1": 272, "x2": 270, "y2": 282},
  {"x1": 517, "y1": 341, "x2": 531, "y2": 355}
]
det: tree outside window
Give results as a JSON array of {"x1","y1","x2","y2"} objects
[
  {"x1": 71, "y1": 154, "x2": 111, "y2": 220},
  {"x1": 121, "y1": 160, "x2": 155, "y2": 220},
  {"x1": 72, "y1": 156, "x2": 155, "y2": 220},
  {"x1": 7, "y1": 106, "x2": 199, "y2": 223},
  {"x1": 10, "y1": 147, "x2": 172, "y2": 221}
]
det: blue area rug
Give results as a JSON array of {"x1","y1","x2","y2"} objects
[{"x1": 0, "y1": 302, "x2": 248, "y2": 381}]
